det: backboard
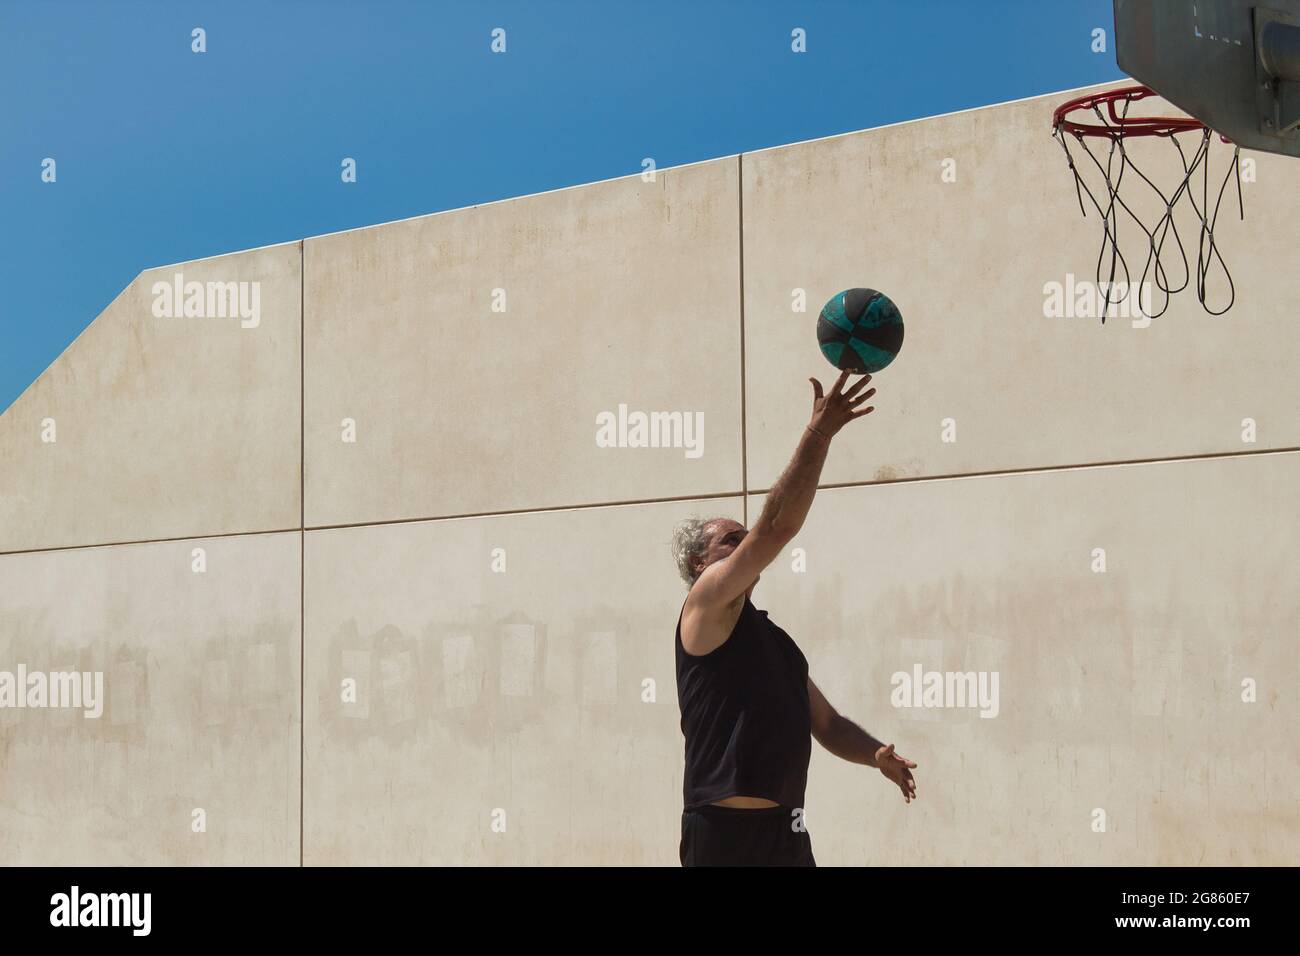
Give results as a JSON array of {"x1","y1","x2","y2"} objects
[{"x1": 1114, "y1": 0, "x2": 1300, "y2": 157}]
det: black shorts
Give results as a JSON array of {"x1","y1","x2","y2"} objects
[{"x1": 679, "y1": 804, "x2": 816, "y2": 867}]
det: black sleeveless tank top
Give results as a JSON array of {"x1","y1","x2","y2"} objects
[{"x1": 675, "y1": 597, "x2": 812, "y2": 810}]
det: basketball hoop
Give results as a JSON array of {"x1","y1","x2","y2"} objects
[{"x1": 1051, "y1": 84, "x2": 1244, "y2": 321}]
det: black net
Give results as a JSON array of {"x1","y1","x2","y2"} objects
[{"x1": 1052, "y1": 92, "x2": 1244, "y2": 322}]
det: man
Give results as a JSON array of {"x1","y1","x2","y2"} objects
[{"x1": 671, "y1": 370, "x2": 918, "y2": 866}]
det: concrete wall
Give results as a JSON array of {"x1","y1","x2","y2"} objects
[
  {"x1": 752, "y1": 454, "x2": 1298, "y2": 865},
  {"x1": 0, "y1": 244, "x2": 301, "y2": 553},
  {"x1": 303, "y1": 498, "x2": 743, "y2": 865},
  {"x1": 304, "y1": 159, "x2": 742, "y2": 526},
  {"x1": 2, "y1": 82, "x2": 1296, "y2": 865},
  {"x1": 743, "y1": 88, "x2": 1300, "y2": 489},
  {"x1": 0, "y1": 533, "x2": 300, "y2": 865}
]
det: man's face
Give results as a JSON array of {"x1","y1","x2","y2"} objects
[{"x1": 693, "y1": 518, "x2": 752, "y2": 585}]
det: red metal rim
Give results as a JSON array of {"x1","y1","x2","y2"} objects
[{"x1": 1052, "y1": 84, "x2": 1207, "y2": 138}]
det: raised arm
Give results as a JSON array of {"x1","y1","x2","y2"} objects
[{"x1": 683, "y1": 371, "x2": 875, "y2": 653}]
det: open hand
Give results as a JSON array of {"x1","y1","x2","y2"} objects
[
  {"x1": 874, "y1": 743, "x2": 918, "y2": 804},
  {"x1": 808, "y1": 371, "x2": 876, "y2": 437}
]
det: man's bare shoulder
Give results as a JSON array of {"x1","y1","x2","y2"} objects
[{"x1": 680, "y1": 592, "x2": 746, "y2": 657}]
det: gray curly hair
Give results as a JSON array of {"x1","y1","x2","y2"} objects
[{"x1": 671, "y1": 516, "x2": 722, "y2": 589}]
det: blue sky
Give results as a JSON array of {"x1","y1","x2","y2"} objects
[{"x1": 0, "y1": 0, "x2": 1121, "y2": 413}]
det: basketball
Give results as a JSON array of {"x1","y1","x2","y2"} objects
[{"x1": 816, "y1": 288, "x2": 905, "y2": 373}]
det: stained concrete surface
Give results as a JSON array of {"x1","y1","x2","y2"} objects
[{"x1": 0, "y1": 532, "x2": 300, "y2": 865}]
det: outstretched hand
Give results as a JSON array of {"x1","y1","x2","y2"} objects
[
  {"x1": 808, "y1": 371, "x2": 876, "y2": 438},
  {"x1": 874, "y1": 743, "x2": 918, "y2": 804}
]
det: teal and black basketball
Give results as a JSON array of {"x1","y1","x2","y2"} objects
[{"x1": 816, "y1": 288, "x2": 904, "y2": 373}]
